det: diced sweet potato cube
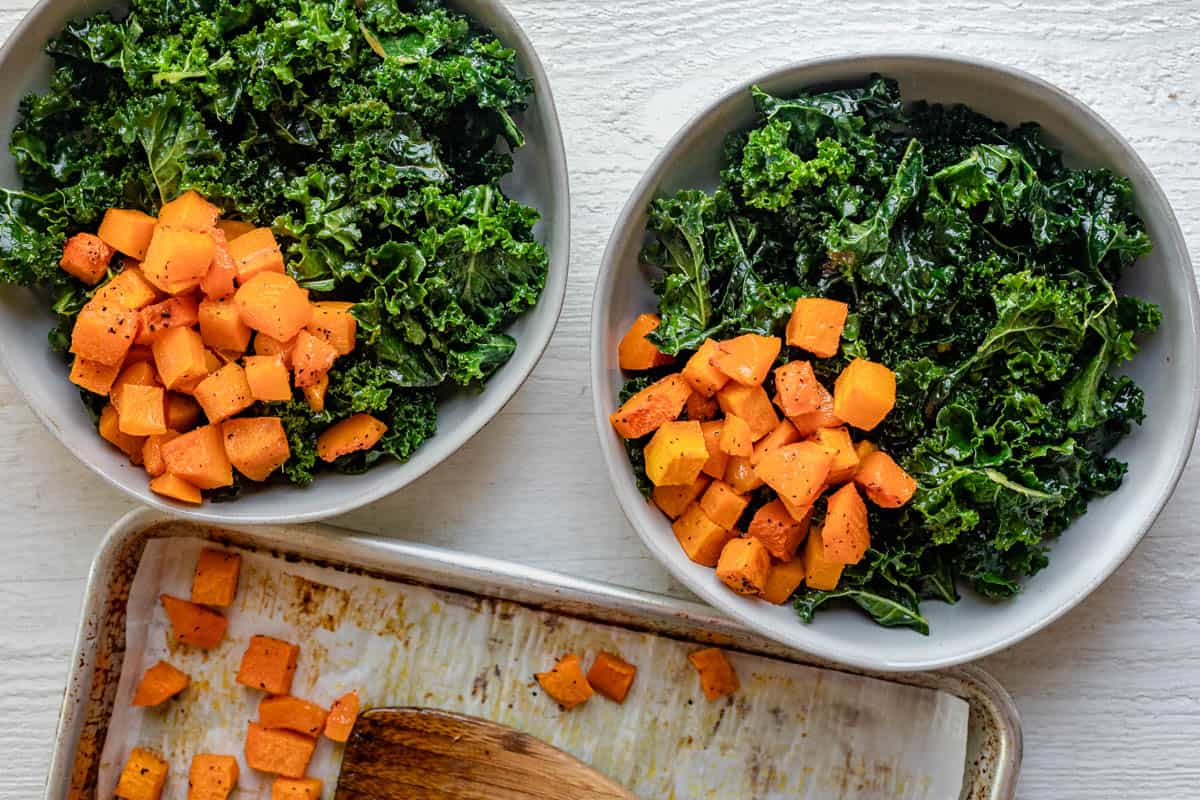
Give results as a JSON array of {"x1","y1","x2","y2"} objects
[
  {"x1": 643, "y1": 419, "x2": 707, "y2": 487},
  {"x1": 747, "y1": 499, "x2": 809, "y2": 560},
  {"x1": 324, "y1": 691, "x2": 360, "y2": 742},
  {"x1": 116, "y1": 384, "x2": 167, "y2": 436},
  {"x1": 609, "y1": 373, "x2": 691, "y2": 439},
  {"x1": 672, "y1": 503, "x2": 733, "y2": 567},
  {"x1": 786, "y1": 297, "x2": 848, "y2": 358},
  {"x1": 99, "y1": 404, "x2": 146, "y2": 461},
  {"x1": 188, "y1": 753, "x2": 239, "y2": 800},
  {"x1": 307, "y1": 300, "x2": 358, "y2": 356},
  {"x1": 823, "y1": 483, "x2": 870, "y2": 565},
  {"x1": 161, "y1": 594, "x2": 227, "y2": 647},
  {"x1": 718, "y1": 414, "x2": 754, "y2": 457},
  {"x1": 229, "y1": 227, "x2": 285, "y2": 283},
  {"x1": 716, "y1": 537, "x2": 771, "y2": 595},
  {"x1": 259, "y1": 695, "x2": 329, "y2": 737},
  {"x1": 193, "y1": 363, "x2": 254, "y2": 423},
  {"x1": 70, "y1": 357, "x2": 121, "y2": 395},
  {"x1": 191, "y1": 548, "x2": 241, "y2": 607},
  {"x1": 149, "y1": 472, "x2": 203, "y2": 504},
  {"x1": 292, "y1": 329, "x2": 338, "y2": 388},
  {"x1": 688, "y1": 648, "x2": 738, "y2": 701},
  {"x1": 116, "y1": 747, "x2": 168, "y2": 800},
  {"x1": 750, "y1": 419, "x2": 801, "y2": 467},
  {"x1": 812, "y1": 425, "x2": 859, "y2": 484},
  {"x1": 652, "y1": 474, "x2": 710, "y2": 520},
  {"x1": 244, "y1": 722, "x2": 316, "y2": 779},
  {"x1": 98, "y1": 208, "x2": 157, "y2": 260},
  {"x1": 137, "y1": 295, "x2": 200, "y2": 345},
  {"x1": 789, "y1": 378, "x2": 842, "y2": 436},
  {"x1": 142, "y1": 225, "x2": 217, "y2": 294},
  {"x1": 153, "y1": 326, "x2": 208, "y2": 390},
  {"x1": 855, "y1": 450, "x2": 917, "y2": 508},
  {"x1": 754, "y1": 441, "x2": 832, "y2": 510},
  {"x1": 833, "y1": 358, "x2": 896, "y2": 431},
  {"x1": 71, "y1": 301, "x2": 140, "y2": 366},
  {"x1": 698, "y1": 420, "x2": 729, "y2": 479},
  {"x1": 686, "y1": 391, "x2": 719, "y2": 421},
  {"x1": 710, "y1": 333, "x2": 780, "y2": 386},
  {"x1": 223, "y1": 417, "x2": 291, "y2": 482},
  {"x1": 161, "y1": 424, "x2": 233, "y2": 489},
  {"x1": 254, "y1": 332, "x2": 298, "y2": 367},
  {"x1": 132, "y1": 660, "x2": 189, "y2": 706},
  {"x1": 762, "y1": 559, "x2": 808, "y2": 605},
  {"x1": 682, "y1": 339, "x2": 729, "y2": 398},
  {"x1": 200, "y1": 228, "x2": 238, "y2": 300},
  {"x1": 699, "y1": 480, "x2": 750, "y2": 529},
  {"x1": 803, "y1": 525, "x2": 844, "y2": 590},
  {"x1": 199, "y1": 297, "x2": 252, "y2": 352},
  {"x1": 272, "y1": 778, "x2": 323, "y2": 800},
  {"x1": 723, "y1": 455, "x2": 764, "y2": 494},
  {"x1": 95, "y1": 268, "x2": 161, "y2": 311},
  {"x1": 587, "y1": 652, "x2": 637, "y2": 703},
  {"x1": 244, "y1": 355, "x2": 293, "y2": 402},
  {"x1": 60, "y1": 233, "x2": 113, "y2": 284},
  {"x1": 535, "y1": 654, "x2": 593, "y2": 710},
  {"x1": 237, "y1": 635, "x2": 299, "y2": 695},
  {"x1": 302, "y1": 372, "x2": 328, "y2": 412},
  {"x1": 165, "y1": 392, "x2": 201, "y2": 432},
  {"x1": 158, "y1": 190, "x2": 220, "y2": 231},
  {"x1": 316, "y1": 413, "x2": 387, "y2": 463},
  {"x1": 618, "y1": 313, "x2": 672, "y2": 370},
  {"x1": 716, "y1": 383, "x2": 777, "y2": 439},
  {"x1": 217, "y1": 219, "x2": 256, "y2": 240},
  {"x1": 235, "y1": 272, "x2": 311, "y2": 341},
  {"x1": 773, "y1": 360, "x2": 823, "y2": 418}
]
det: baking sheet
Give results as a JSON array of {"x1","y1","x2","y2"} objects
[{"x1": 98, "y1": 535, "x2": 970, "y2": 799}]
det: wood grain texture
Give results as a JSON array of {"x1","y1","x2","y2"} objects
[
  {"x1": 0, "y1": 1, "x2": 1198, "y2": 798},
  {"x1": 335, "y1": 708, "x2": 637, "y2": 800}
]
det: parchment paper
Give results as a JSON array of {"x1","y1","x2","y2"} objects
[{"x1": 97, "y1": 536, "x2": 968, "y2": 799}]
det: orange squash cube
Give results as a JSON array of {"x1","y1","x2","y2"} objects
[
  {"x1": 153, "y1": 326, "x2": 208, "y2": 389},
  {"x1": 750, "y1": 419, "x2": 801, "y2": 467},
  {"x1": 199, "y1": 297, "x2": 252, "y2": 352},
  {"x1": 149, "y1": 472, "x2": 203, "y2": 504},
  {"x1": 855, "y1": 450, "x2": 917, "y2": 508},
  {"x1": 193, "y1": 363, "x2": 255, "y2": 423},
  {"x1": 802, "y1": 525, "x2": 844, "y2": 590},
  {"x1": 142, "y1": 431, "x2": 181, "y2": 478},
  {"x1": 161, "y1": 424, "x2": 233, "y2": 489},
  {"x1": 137, "y1": 295, "x2": 200, "y2": 345},
  {"x1": 786, "y1": 297, "x2": 848, "y2": 358},
  {"x1": 237, "y1": 635, "x2": 299, "y2": 695},
  {"x1": 761, "y1": 559, "x2": 808, "y2": 604},
  {"x1": 587, "y1": 652, "x2": 637, "y2": 703},
  {"x1": 324, "y1": 691, "x2": 360, "y2": 743},
  {"x1": 95, "y1": 268, "x2": 161, "y2": 311},
  {"x1": 158, "y1": 190, "x2": 220, "y2": 231},
  {"x1": 99, "y1": 404, "x2": 146, "y2": 461},
  {"x1": 188, "y1": 753, "x2": 239, "y2": 800},
  {"x1": 643, "y1": 419, "x2": 707, "y2": 487},
  {"x1": 671, "y1": 503, "x2": 733, "y2": 567},
  {"x1": 141, "y1": 225, "x2": 217, "y2": 294},
  {"x1": 812, "y1": 426, "x2": 859, "y2": 484},
  {"x1": 70, "y1": 357, "x2": 121, "y2": 395},
  {"x1": 716, "y1": 536, "x2": 771, "y2": 595},
  {"x1": 271, "y1": 778, "x2": 323, "y2": 800},
  {"x1": 788, "y1": 378, "x2": 842, "y2": 436},
  {"x1": 718, "y1": 414, "x2": 754, "y2": 457},
  {"x1": 698, "y1": 420, "x2": 729, "y2": 479},
  {"x1": 235, "y1": 272, "x2": 311, "y2": 341},
  {"x1": 255, "y1": 332, "x2": 298, "y2": 368},
  {"x1": 217, "y1": 219, "x2": 256, "y2": 240},
  {"x1": 259, "y1": 695, "x2": 329, "y2": 737},
  {"x1": 754, "y1": 441, "x2": 832, "y2": 510},
  {"x1": 823, "y1": 483, "x2": 870, "y2": 565},
  {"x1": 609, "y1": 373, "x2": 691, "y2": 439},
  {"x1": 688, "y1": 648, "x2": 738, "y2": 701},
  {"x1": 228, "y1": 227, "x2": 285, "y2": 283},
  {"x1": 132, "y1": 660, "x2": 189, "y2": 706},
  {"x1": 244, "y1": 355, "x2": 293, "y2": 402},
  {"x1": 98, "y1": 208, "x2": 157, "y2": 260},
  {"x1": 191, "y1": 548, "x2": 241, "y2": 607},
  {"x1": 832, "y1": 358, "x2": 896, "y2": 431},
  {"x1": 652, "y1": 474, "x2": 711, "y2": 520},
  {"x1": 111, "y1": 360, "x2": 162, "y2": 402},
  {"x1": 116, "y1": 383, "x2": 167, "y2": 436},
  {"x1": 316, "y1": 414, "x2": 387, "y2": 462},
  {"x1": 698, "y1": 479, "x2": 750, "y2": 529},
  {"x1": 723, "y1": 454, "x2": 764, "y2": 494},
  {"x1": 291, "y1": 329, "x2": 338, "y2": 388},
  {"x1": 535, "y1": 654, "x2": 593, "y2": 710},
  {"x1": 60, "y1": 233, "x2": 114, "y2": 285},
  {"x1": 160, "y1": 594, "x2": 227, "y2": 647},
  {"x1": 710, "y1": 333, "x2": 781, "y2": 386},
  {"x1": 71, "y1": 301, "x2": 140, "y2": 366},
  {"x1": 773, "y1": 360, "x2": 823, "y2": 417},
  {"x1": 685, "y1": 390, "x2": 719, "y2": 422},
  {"x1": 244, "y1": 722, "x2": 316, "y2": 779},
  {"x1": 681, "y1": 339, "x2": 729, "y2": 398},
  {"x1": 747, "y1": 499, "x2": 808, "y2": 561},
  {"x1": 716, "y1": 383, "x2": 777, "y2": 439},
  {"x1": 115, "y1": 747, "x2": 168, "y2": 800},
  {"x1": 307, "y1": 301, "x2": 358, "y2": 356},
  {"x1": 617, "y1": 313, "x2": 672, "y2": 370},
  {"x1": 200, "y1": 228, "x2": 239, "y2": 301},
  {"x1": 223, "y1": 417, "x2": 291, "y2": 482},
  {"x1": 165, "y1": 392, "x2": 202, "y2": 432},
  {"x1": 302, "y1": 372, "x2": 328, "y2": 412}
]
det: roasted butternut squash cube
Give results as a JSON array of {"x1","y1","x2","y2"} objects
[
  {"x1": 199, "y1": 297, "x2": 252, "y2": 353},
  {"x1": 165, "y1": 392, "x2": 201, "y2": 432},
  {"x1": 217, "y1": 219, "x2": 256, "y2": 240},
  {"x1": 223, "y1": 417, "x2": 290, "y2": 482},
  {"x1": 750, "y1": 419, "x2": 801, "y2": 466},
  {"x1": 258, "y1": 695, "x2": 329, "y2": 737},
  {"x1": 316, "y1": 413, "x2": 387, "y2": 462},
  {"x1": 671, "y1": 503, "x2": 733, "y2": 567},
  {"x1": 244, "y1": 722, "x2": 315, "y2": 779},
  {"x1": 698, "y1": 480, "x2": 750, "y2": 529},
  {"x1": 718, "y1": 414, "x2": 754, "y2": 457},
  {"x1": 153, "y1": 326, "x2": 208, "y2": 390},
  {"x1": 150, "y1": 472, "x2": 203, "y2": 503},
  {"x1": 716, "y1": 537, "x2": 771, "y2": 595},
  {"x1": 802, "y1": 525, "x2": 844, "y2": 590},
  {"x1": 161, "y1": 424, "x2": 233, "y2": 489},
  {"x1": 823, "y1": 483, "x2": 870, "y2": 565},
  {"x1": 587, "y1": 651, "x2": 637, "y2": 703},
  {"x1": 698, "y1": 420, "x2": 729, "y2": 479},
  {"x1": 535, "y1": 653, "x2": 593, "y2": 710},
  {"x1": 609, "y1": 373, "x2": 691, "y2": 439},
  {"x1": 324, "y1": 691, "x2": 360, "y2": 742},
  {"x1": 95, "y1": 268, "x2": 161, "y2": 311},
  {"x1": 244, "y1": 355, "x2": 293, "y2": 402},
  {"x1": 161, "y1": 594, "x2": 227, "y2": 647},
  {"x1": 193, "y1": 363, "x2": 254, "y2": 423},
  {"x1": 302, "y1": 372, "x2": 328, "y2": 412},
  {"x1": 272, "y1": 778, "x2": 323, "y2": 800},
  {"x1": 191, "y1": 548, "x2": 241, "y2": 607},
  {"x1": 855, "y1": 450, "x2": 917, "y2": 508},
  {"x1": 70, "y1": 357, "x2": 121, "y2": 395},
  {"x1": 716, "y1": 382, "x2": 777, "y2": 439},
  {"x1": 60, "y1": 232, "x2": 113, "y2": 285},
  {"x1": 255, "y1": 332, "x2": 298, "y2": 368},
  {"x1": 111, "y1": 362, "x2": 160, "y2": 411},
  {"x1": 643, "y1": 420, "x2": 707, "y2": 487},
  {"x1": 158, "y1": 190, "x2": 220, "y2": 231},
  {"x1": 617, "y1": 313, "x2": 672, "y2": 370},
  {"x1": 142, "y1": 225, "x2": 217, "y2": 294},
  {"x1": 235, "y1": 272, "x2": 311, "y2": 342},
  {"x1": 98, "y1": 208, "x2": 157, "y2": 260},
  {"x1": 71, "y1": 301, "x2": 140, "y2": 366},
  {"x1": 201, "y1": 228, "x2": 239, "y2": 301},
  {"x1": 686, "y1": 390, "x2": 719, "y2": 421},
  {"x1": 754, "y1": 441, "x2": 832, "y2": 510},
  {"x1": 747, "y1": 498, "x2": 809, "y2": 561},
  {"x1": 688, "y1": 648, "x2": 738, "y2": 701},
  {"x1": 137, "y1": 295, "x2": 199, "y2": 344},
  {"x1": 773, "y1": 360, "x2": 822, "y2": 418},
  {"x1": 307, "y1": 300, "x2": 358, "y2": 356},
  {"x1": 292, "y1": 329, "x2": 338, "y2": 388},
  {"x1": 229, "y1": 227, "x2": 285, "y2": 283},
  {"x1": 652, "y1": 474, "x2": 711, "y2": 520},
  {"x1": 116, "y1": 383, "x2": 167, "y2": 436},
  {"x1": 132, "y1": 660, "x2": 189, "y2": 707},
  {"x1": 237, "y1": 635, "x2": 299, "y2": 695},
  {"x1": 832, "y1": 358, "x2": 896, "y2": 431},
  {"x1": 710, "y1": 333, "x2": 781, "y2": 386},
  {"x1": 142, "y1": 431, "x2": 181, "y2": 478},
  {"x1": 723, "y1": 454, "x2": 764, "y2": 494},
  {"x1": 761, "y1": 558, "x2": 808, "y2": 604},
  {"x1": 682, "y1": 338, "x2": 729, "y2": 398},
  {"x1": 188, "y1": 753, "x2": 239, "y2": 800},
  {"x1": 786, "y1": 297, "x2": 848, "y2": 358},
  {"x1": 99, "y1": 404, "x2": 146, "y2": 461},
  {"x1": 788, "y1": 377, "x2": 842, "y2": 437},
  {"x1": 812, "y1": 425, "x2": 859, "y2": 484},
  {"x1": 115, "y1": 747, "x2": 168, "y2": 800}
]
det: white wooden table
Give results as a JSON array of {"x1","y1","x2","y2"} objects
[{"x1": 2, "y1": 1, "x2": 1199, "y2": 797}]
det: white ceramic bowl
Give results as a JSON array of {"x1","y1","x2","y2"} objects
[
  {"x1": 0, "y1": 0, "x2": 569, "y2": 524},
  {"x1": 591, "y1": 53, "x2": 1199, "y2": 671}
]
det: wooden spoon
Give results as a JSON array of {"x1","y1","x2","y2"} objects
[{"x1": 334, "y1": 707, "x2": 640, "y2": 800}]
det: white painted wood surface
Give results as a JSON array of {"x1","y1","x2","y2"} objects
[{"x1": 1, "y1": 1, "x2": 1198, "y2": 797}]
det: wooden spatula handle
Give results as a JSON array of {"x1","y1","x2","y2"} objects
[{"x1": 334, "y1": 708, "x2": 640, "y2": 799}]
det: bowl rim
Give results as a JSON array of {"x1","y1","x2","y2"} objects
[
  {"x1": 589, "y1": 50, "x2": 1200, "y2": 671},
  {"x1": 0, "y1": 0, "x2": 571, "y2": 524}
]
